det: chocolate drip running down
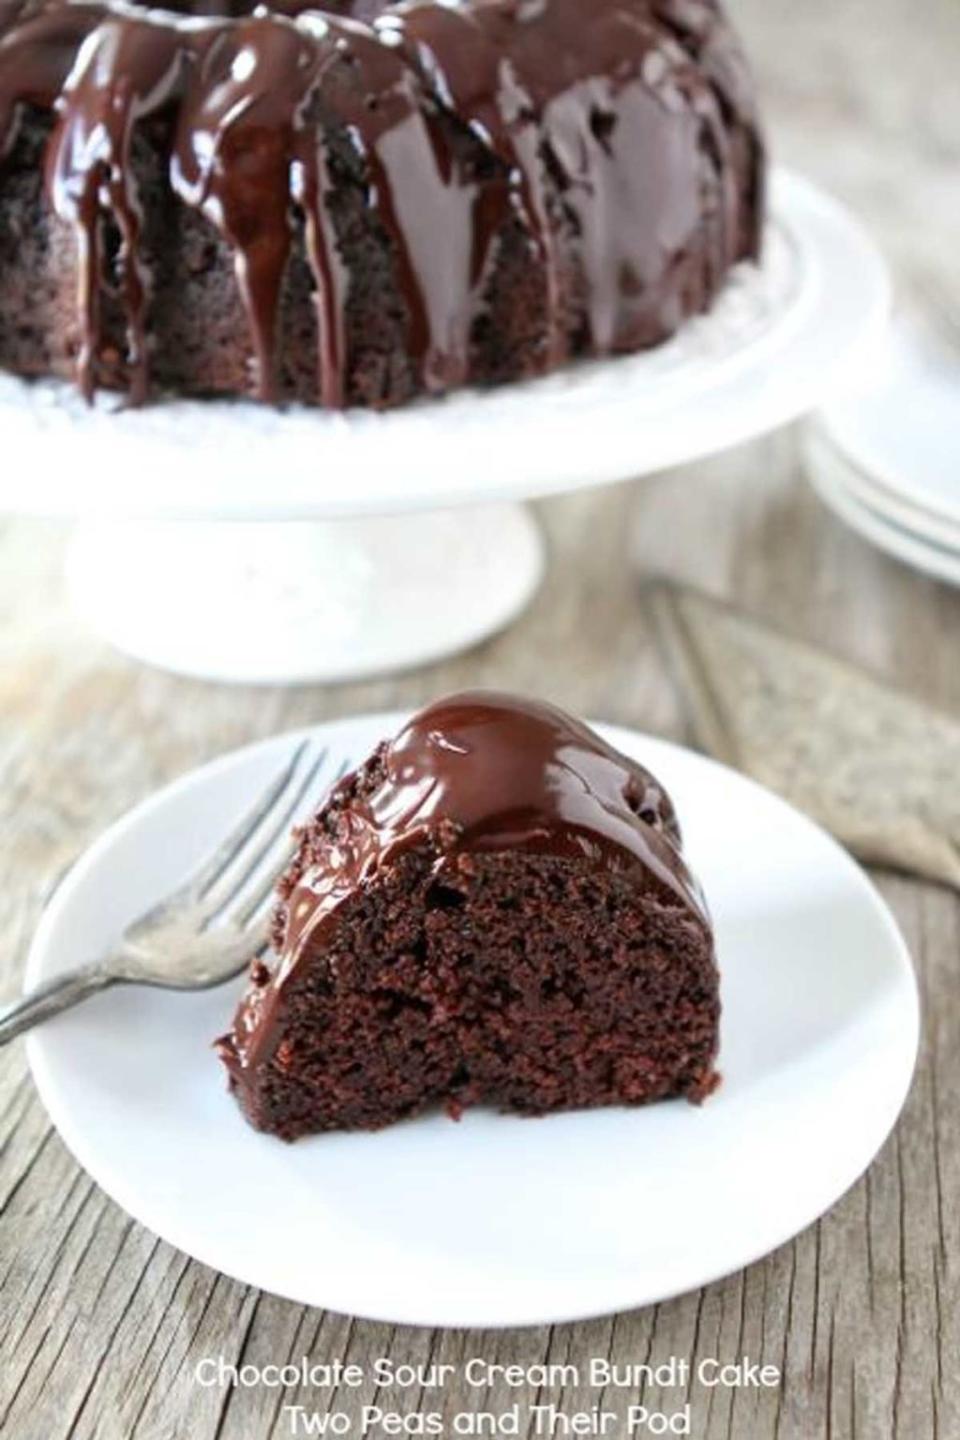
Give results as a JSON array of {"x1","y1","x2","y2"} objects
[
  {"x1": 0, "y1": 0, "x2": 763, "y2": 406},
  {"x1": 222, "y1": 692, "x2": 710, "y2": 1080}
]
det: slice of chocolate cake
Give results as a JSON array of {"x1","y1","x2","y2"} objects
[{"x1": 217, "y1": 693, "x2": 720, "y2": 1139}]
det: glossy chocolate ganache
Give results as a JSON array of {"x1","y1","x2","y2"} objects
[
  {"x1": 219, "y1": 693, "x2": 715, "y2": 1129},
  {"x1": 0, "y1": 0, "x2": 763, "y2": 408}
]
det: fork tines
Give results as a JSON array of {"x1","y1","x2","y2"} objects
[{"x1": 199, "y1": 740, "x2": 344, "y2": 931}]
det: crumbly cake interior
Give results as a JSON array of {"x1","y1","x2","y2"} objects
[{"x1": 218, "y1": 695, "x2": 720, "y2": 1140}]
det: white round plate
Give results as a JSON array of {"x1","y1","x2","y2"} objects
[
  {"x1": 3, "y1": 170, "x2": 889, "y2": 520},
  {"x1": 25, "y1": 713, "x2": 918, "y2": 1328},
  {"x1": 817, "y1": 317, "x2": 960, "y2": 533},
  {"x1": 806, "y1": 428, "x2": 960, "y2": 588}
]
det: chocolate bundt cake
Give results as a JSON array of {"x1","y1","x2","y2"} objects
[
  {"x1": 0, "y1": 0, "x2": 763, "y2": 408},
  {"x1": 217, "y1": 693, "x2": 720, "y2": 1139}
]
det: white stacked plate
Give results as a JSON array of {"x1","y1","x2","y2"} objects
[{"x1": 806, "y1": 316, "x2": 960, "y2": 585}]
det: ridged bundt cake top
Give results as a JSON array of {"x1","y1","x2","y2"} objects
[{"x1": 0, "y1": 0, "x2": 762, "y2": 406}]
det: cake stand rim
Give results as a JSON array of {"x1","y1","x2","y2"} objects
[{"x1": 0, "y1": 167, "x2": 890, "y2": 520}]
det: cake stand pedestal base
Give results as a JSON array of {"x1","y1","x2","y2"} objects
[{"x1": 66, "y1": 504, "x2": 545, "y2": 685}]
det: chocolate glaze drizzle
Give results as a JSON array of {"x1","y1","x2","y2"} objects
[
  {"x1": 219, "y1": 691, "x2": 709, "y2": 1078},
  {"x1": 0, "y1": 0, "x2": 762, "y2": 404}
]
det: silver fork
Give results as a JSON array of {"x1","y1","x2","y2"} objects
[{"x1": 0, "y1": 739, "x2": 344, "y2": 1046}]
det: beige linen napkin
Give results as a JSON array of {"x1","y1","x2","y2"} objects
[{"x1": 647, "y1": 580, "x2": 960, "y2": 890}]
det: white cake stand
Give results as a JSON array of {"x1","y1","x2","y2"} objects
[{"x1": 2, "y1": 169, "x2": 889, "y2": 684}]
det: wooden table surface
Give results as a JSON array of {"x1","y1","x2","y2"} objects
[{"x1": 2, "y1": 2, "x2": 958, "y2": 1437}]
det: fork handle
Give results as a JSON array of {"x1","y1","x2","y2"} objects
[{"x1": 0, "y1": 964, "x2": 117, "y2": 1046}]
